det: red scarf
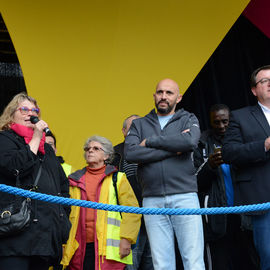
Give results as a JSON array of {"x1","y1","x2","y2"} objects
[{"x1": 10, "y1": 123, "x2": 46, "y2": 154}]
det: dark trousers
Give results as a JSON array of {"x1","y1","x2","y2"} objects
[
  {"x1": 0, "y1": 256, "x2": 50, "y2": 270},
  {"x1": 83, "y1": 242, "x2": 95, "y2": 270},
  {"x1": 207, "y1": 215, "x2": 260, "y2": 270}
]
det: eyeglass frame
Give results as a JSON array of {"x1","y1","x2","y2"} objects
[
  {"x1": 17, "y1": 106, "x2": 40, "y2": 115},
  {"x1": 255, "y1": 78, "x2": 270, "y2": 86},
  {"x1": 84, "y1": 146, "x2": 105, "y2": 152}
]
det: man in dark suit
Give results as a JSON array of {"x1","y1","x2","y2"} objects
[{"x1": 223, "y1": 65, "x2": 270, "y2": 270}]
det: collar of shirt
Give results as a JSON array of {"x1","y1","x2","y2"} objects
[
  {"x1": 258, "y1": 102, "x2": 270, "y2": 126},
  {"x1": 157, "y1": 114, "x2": 174, "y2": 130}
]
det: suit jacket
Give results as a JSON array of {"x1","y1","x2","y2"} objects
[{"x1": 222, "y1": 104, "x2": 270, "y2": 206}]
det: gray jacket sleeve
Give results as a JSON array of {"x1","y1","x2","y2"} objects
[
  {"x1": 146, "y1": 114, "x2": 200, "y2": 152},
  {"x1": 125, "y1": 123, "x2": 176, "y2": 164}
]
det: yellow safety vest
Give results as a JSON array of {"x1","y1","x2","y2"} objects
[
  {"x1": 105, "y1": 172, "x2": 133, "y2": 264},
  {"x1": 61, "y1": 163, "x2": 72, "y2": 177}
]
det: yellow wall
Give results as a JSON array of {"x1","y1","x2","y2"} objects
[{"x1": 0, "y1": 0, "x2": 250, "y2": 170}]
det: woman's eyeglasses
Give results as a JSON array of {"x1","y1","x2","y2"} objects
[
  {"x1": 17, "y1": 106, "x2": 40, "y2": 115},
  {"x1": 84, "y1": 146, "x2": 104, "y2": 152}
]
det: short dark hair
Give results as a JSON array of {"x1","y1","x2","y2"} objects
[
  {"x1": 210, "y1": 104, "x2": 230, "y2": 114},
  {"x1": 250, "y1": 65, "x2": 270, "y2": 88},
  {"x1": 45, "y1": 132, "x2": 57, "y2": 147}
]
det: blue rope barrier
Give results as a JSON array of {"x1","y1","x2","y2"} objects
[{"x1": 0, "y1": 184, "x2": 269, "y2": 215}]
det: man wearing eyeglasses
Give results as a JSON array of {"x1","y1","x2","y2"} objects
[
  {"x1": 223, "y1": 65, "x2": 270, "y2": 270},
  {"x1": 125, "y1": 78, "x2": 205, "y2": 270}
]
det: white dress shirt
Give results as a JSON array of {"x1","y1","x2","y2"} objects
[{"x1": 258, "y1": 102, "x2": 270, "y2": 126}]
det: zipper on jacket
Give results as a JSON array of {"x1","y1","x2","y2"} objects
[{"x1": 160, "y1": 129, "x2": 167, "y2": 197}]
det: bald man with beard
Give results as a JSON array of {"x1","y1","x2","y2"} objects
[{"x1": 125, "y1": 79, "x2": 205, "y2": 270}]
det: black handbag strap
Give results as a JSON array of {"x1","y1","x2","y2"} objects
[
  {"x1": 15, "y1": 163, "x2": 43, "y2": 190},
  {"x1": 112, "y1": 172, "x2": 120, "y2": 205},
  {"x1": 31, "y1": 163, "x2": 43, "y2": 223},
  {"x1": 31, "y1": 163, "x2": 43, "y2": 191},
  {"x1": 112, "y1": 172, "x2": 122, "y2": 218}
]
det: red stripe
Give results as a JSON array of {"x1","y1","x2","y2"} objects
[{"x1": 243, "y1": 0, "x2": 270, "y2": 38}]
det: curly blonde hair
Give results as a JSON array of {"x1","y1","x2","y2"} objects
[{"x1": 0, "y1": 92, "x2": 39, "y2": 131}]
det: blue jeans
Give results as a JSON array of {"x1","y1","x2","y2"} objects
[
  {"x1": 126, "y1": 225, "x2": 154, "y2": 270},
  {"x1": 143, "y1": 193, "x2": 205, "y2": 270},
  {"x1": 252, "y1": 210, "x2": 270, "y2": 270}
]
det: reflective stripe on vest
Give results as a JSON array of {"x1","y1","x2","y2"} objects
[
  {"x1": 105, "y1": 172, "x2": 133, "y2": 265},
  {"x1": 107, "y1": 238, "x2": 120, "y2": 247},
  {"x1": 107, "y1": 217, "x2": 121, "y2": 227}
]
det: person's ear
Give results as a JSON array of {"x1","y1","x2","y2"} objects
[
  {"x1": 176, "y1": 94, "x2": 182, "y2": 104},
  {"x1": 251, "y1": 87, "x2": 257, "y2": 97},
  {"x1": 104, "y1": 154, "x2": 109, "y2": 162},
  {"x1": 122, "y1": 127, "x2": 126, "y2": 137}
]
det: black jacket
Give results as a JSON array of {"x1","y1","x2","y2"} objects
[
  {"x1": 194, "y1": 130, "x2": 230, "y2": 241},
  {"x1": 125, "y1": 109, "x2": 200, "y2": 197},
  {"x1": 113, "y1": 142, "x2": 142, "y2": 205},
  {"x1": 113, "y1": 142, "x2": 125, "y2": 171},
  {"x1": 194, "y1": 130, "x2": 252, "y2": 241},
  {"x1": 0, "y1": 130, "x2": 71, "y2": 264},
  {"x1": 223, "y1": 105, "x2": 270, "y2": 206}
]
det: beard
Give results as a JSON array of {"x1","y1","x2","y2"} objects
[{"x1": 156, "y1": 100, "x2": 174, "y2": 115}]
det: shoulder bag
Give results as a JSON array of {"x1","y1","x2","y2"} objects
[{"x1": 0, "y1": 164, "x2": 42, "y2": 237}]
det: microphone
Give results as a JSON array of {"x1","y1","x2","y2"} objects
[{"x1": 30, "y1": 116, "x2": 51, "y2": 135}]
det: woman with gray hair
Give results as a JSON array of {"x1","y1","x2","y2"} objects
[{"x1": 61, "y1": 135, "x2": 141, "y2": 270}]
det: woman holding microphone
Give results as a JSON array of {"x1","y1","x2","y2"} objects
[{"x1": 0, "y1": 93, "x2": 70, "y2": 270}]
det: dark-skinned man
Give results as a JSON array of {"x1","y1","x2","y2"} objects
[{"x1": 194, "y1": 104, "x2": 259, "y2": 270}]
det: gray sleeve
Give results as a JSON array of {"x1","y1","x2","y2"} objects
[
  {"x1": 124, "y1": 122, "x2": 175, "y2": 164},
  {"x1": 146, "y1": 114, "x2": 200, "y2": 152}
]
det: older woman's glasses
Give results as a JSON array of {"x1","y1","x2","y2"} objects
[
  {"x1": 17, "y1": 106, "x2": 40, "y2": 115},
  {"x1": 84, "y1": 146, "x2": 104, "y2": 152}
]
